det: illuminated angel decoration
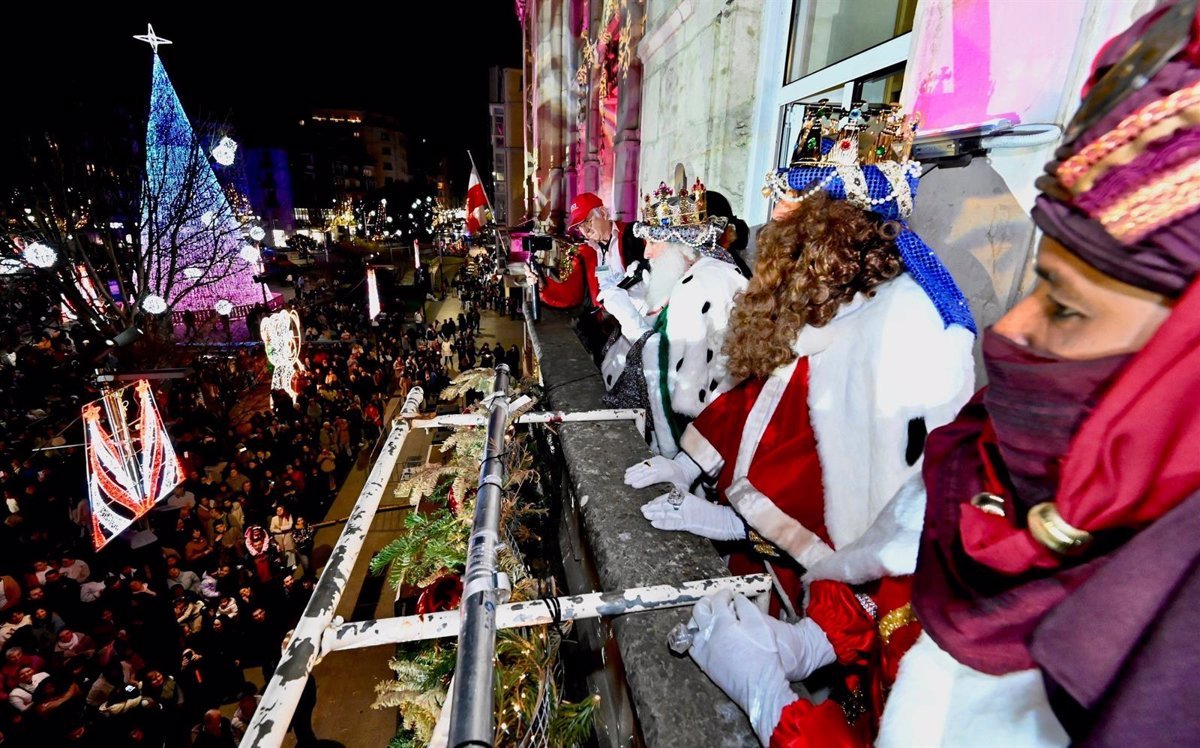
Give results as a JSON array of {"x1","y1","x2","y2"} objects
[
  {"x1": 83, "y1": 380, "x2": 183, "y2": 549},
  {"x1": 260, "y1": 309, "x2": 305, "y2": 403}
]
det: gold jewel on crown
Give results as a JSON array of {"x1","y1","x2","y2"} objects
[
  {"x1": 788, "y1": 101, "x2": 921, "y2": 168},
  {"x1": 641, "y1": 164, "x2": 709, "y2": 228}
]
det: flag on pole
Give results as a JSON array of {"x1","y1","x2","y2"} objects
[{"x1": 465, "y1": 163, "x2": 490, "y2": 236}]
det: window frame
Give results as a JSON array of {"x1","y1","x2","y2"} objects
[{"x1": 743, "y1": 0, "x2": 913, "y2": 224}]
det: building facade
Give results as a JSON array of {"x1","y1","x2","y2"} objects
[
  {"x1": 242, "y1": 146, "x2": 296, "y2": 241},
  {"x1": 289, "y1": 109, "x2": 411, "y2": 239},
  {"x1": 519, "y1": 0, "x2": 647, "y2": 231},
  {"x1": 488, "y1": 67, "x2": 528, "y2": 227},
  {"x1": 523, "y1": 0, "x2": 1156, "y2": 377}
]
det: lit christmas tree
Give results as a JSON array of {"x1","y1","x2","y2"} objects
[{"x1": 137, "y1": 25, "x2": 267, "y2": 313}]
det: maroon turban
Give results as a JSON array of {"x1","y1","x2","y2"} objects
[{"x1": 1034, "y1": 2, "x2": 1200, "y2": 296}]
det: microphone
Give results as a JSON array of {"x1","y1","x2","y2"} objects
[{"x1": 617, "y1": 260, "x2": 648, "y2": 290}]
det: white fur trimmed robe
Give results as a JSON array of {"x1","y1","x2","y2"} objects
[
  {"x1": 642, "y1": 256, "x2": 748, "y2": 457},
  {"x1": 682, "y1": 272, "x2": 975, "y2": 557}
]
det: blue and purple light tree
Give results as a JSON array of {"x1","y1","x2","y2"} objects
[{"x1": 138, "y1": 26, "x2": 267, "y2": 314}]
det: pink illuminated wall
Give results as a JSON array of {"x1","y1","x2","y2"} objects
[{"x1": 902, "y1": 0, "x2": 1089, "y2": 133}]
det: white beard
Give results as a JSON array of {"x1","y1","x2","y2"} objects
[{"x1": 644, "y1": 244, "x2": 696, "y2": 310}]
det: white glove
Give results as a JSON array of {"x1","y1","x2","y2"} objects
[
  {"x1": 523, "y1": 264, "x2": 541, "y2": 288},
  {"x1": 764, "y1": 616, "x2": 837, "y2": 682},
  {"x1": 596, "y1": 287, "x2": 651, "y2": 341},
  {"x1": 689, "y1": 591, "x2": 798, "y2": 746},
  {"x1": 624, "y1": 453, "x2": 703, "y2": 491},
  {"x1": 641, "y1": 490, "x2": 745, "y2": 541}
]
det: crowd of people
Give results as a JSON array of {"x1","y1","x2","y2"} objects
[{"x1": 0, "y1": 252, "x2": 531, "y2": 746}]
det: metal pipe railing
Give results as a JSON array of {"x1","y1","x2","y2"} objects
[
  {"x1": 447, "y1": 364, "x2": 512, "y2": 747},
  {"x1": 239, "y1": 390, "x2": 420, "y2": 748},
  {"x1": 321, "y1": 574, "x2": 773, "y2": 652}
]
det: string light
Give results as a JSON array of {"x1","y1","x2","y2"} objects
[
  {"x1": 141, "y1": 294, "x2": 168, "y2": 314},
  {"x1": 84, "y1": 380, "x2": 182, "y2": 549},
  {"x1": 259, "y1": 309, "x2": 304, "y2": 403},
  {"x1": 23, "y1": 241, "x2": 58, "y2": 268},
  {"x1": 211, "y1": 136, "x2": 237, "y2": 166}
]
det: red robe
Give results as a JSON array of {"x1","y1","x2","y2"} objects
[
  {"x1": 688, "y1": 357, "x2": 828, "y2": 605},
  {"x1": 690, "y1": 360, "x2": 921, "y2": 746}
]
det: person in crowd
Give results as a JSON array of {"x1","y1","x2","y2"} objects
[
  {"x1": 684, "y1": 6, "x2": 1200, "y2": 746},
  {"x1": 601, "y1": 169, "x2": 749, "y2": 457},
  {"x1": 631, "y1": 109, "x2": 974, "y2": 741},
  {"x1": 531, "y1": 192, "x2": 649, "y2": 380}
]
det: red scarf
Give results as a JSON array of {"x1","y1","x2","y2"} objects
[{"x1": 915, "y1": 279, "x2": 1200, "y2": 673}]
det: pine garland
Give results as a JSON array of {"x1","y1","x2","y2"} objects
[{"x1": 372, "y1": 379, "x2": 597, "y2": 746}]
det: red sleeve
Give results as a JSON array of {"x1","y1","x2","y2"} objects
[
  {"x1": 539, "y1": 255, "x2": 586, "y2": 309},
  {"x1": 805, "y1": 580, "x2": 877, "y2": 667},
  {"x1": 771, "y1": 698, "x2": 869, "y2": 748},
  {"x1": 683, "y1": 378, "x2": 766, "y2": 480}
]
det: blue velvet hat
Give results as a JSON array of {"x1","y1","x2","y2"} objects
[{"x1": 762, "y1": 105, "x2": 977, "y2": 333}]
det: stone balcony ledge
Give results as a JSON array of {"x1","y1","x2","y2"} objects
[{"x1": 533, "y1": 309, "x2": 757, "y2": 747}]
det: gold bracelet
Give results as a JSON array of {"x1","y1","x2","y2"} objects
[{"x1": 1027, "y1": 502, "x2": 1093, "y2": 556}]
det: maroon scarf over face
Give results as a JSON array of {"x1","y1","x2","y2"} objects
[{"x1": 915, "y1": 279, "x2": 1200, "y2": 675}]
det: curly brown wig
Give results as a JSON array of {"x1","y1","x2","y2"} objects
[{"x1": 725, "y1": 193, "x2": 903, "y2": 379}]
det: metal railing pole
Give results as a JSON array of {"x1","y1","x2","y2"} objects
[
  {"x1": 321, "y1": 574, "x2": 774, "y2": 652},
  {"x1": 239, "y1": 397, "x2": 418, "y2": 748},
  {"x1": 448, "y1": 365, "x2": 512, "y2": 747}
]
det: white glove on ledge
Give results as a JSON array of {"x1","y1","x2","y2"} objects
[
  {"x1": 641, "y1": 491, "x2": 745, "y2": 541},
  {"x1": 624, "y1": 453, "x2": 703, "y2": 491},
  {"x1": 689, "y1": 590, "x2": 798, "y2": 746},
  {"x1": 765, "y1": 616, "x2": 837, "y2": 682},
  {"x1": 596, "y1": 287, "x2": 651, "y2": 341}
]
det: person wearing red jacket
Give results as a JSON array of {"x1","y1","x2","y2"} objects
[
  {"x1": 536, "y1": 192, "x2": 646, "y2": 312},
  {"x1": 531, "y1": 193, "x2": 647, "y2": 385}
]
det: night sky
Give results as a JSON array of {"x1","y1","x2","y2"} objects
[{"x1": 3, "y1": 4, "x2": 523, "y2": 195}]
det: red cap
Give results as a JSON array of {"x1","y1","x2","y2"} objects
[{"x1": 566, "y1": 192, "x2": 604, "y2": 229}]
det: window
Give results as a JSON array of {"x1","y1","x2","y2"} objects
[
  {"x1": 745, "y1": 0, "x2": 917, "y2": 223},
  {"x1": 381, "y1": 132, "x2": 391, "y2": 142},
  {"x1": 294, "y1": 208, "x2": 311, "y2": 222},
  {"x1": 786, "y1": 0, "x2": 916, "y2": 83},
  {"x1": 383, "y1": 162, "x2": 393, "y2": 171},
  {"x1": 382, "y1": 147, "x2": 392, "y2": 156}
]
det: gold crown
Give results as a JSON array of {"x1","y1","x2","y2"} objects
[
  {"x1": 789, "y1": 101, "x2": 920, "y2": 167},
  {"x1": 641, "y1": 164, "x2": 709, "y2": 228}
]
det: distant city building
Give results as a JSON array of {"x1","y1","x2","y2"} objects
[
  {"x1": 488, "y1": 67, "x2": 526, "y2": 227},
  {"x1": 289, "y1": 109, "x2": 409, "y2": 239},
  {"x1": 242, "y1": 147, "x2": 296, "y2": 240}
]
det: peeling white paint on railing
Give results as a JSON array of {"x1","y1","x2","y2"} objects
[
  {"x1": 320, "y1": 574, "x2": 773, "y2": 651},
  {"x1": 239, "y1": 412, "x2": 414, "y2": 748}
]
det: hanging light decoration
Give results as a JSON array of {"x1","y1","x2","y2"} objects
[
  {"x1": 200, "y1": 210, "x2": 216, "y2": 226},
  {"x1": 259, "y1": 309, "x2": 305, "y2": 403},
  {"x1": 239, "y1": 244, "x2": 261, "y2": 263},
  {"x1": 211, "y1": 136, "x2": 238, "y2": 166},
  {"x1": 182, "y1": 266, "x2": 204, "y2": 279},
  {"x1": 141, "y1": 294, "x2": 168, "y2": 314},
  {"x1": 248, "y1": 226, "x2": 266, "y2": 242},
  {"x1": 83, "y1": 380, "x2": 183, "y2": 549},
  {"x1": 23, "y1": 241, "x2": 58, "y2": 268},
  {"x1": 214, "y1": 299, "x2": 233, "y2": 316},
  {"x1": 366, "y1": 267, "x2": 381, "y2": 320},
  {"x1": 0, "y1": 258, "x2": 23, "y2": 275}
]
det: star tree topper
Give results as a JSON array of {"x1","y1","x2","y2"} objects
[{"x1": 133, "y1": 23, "x2": 173, "y2": 54}]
